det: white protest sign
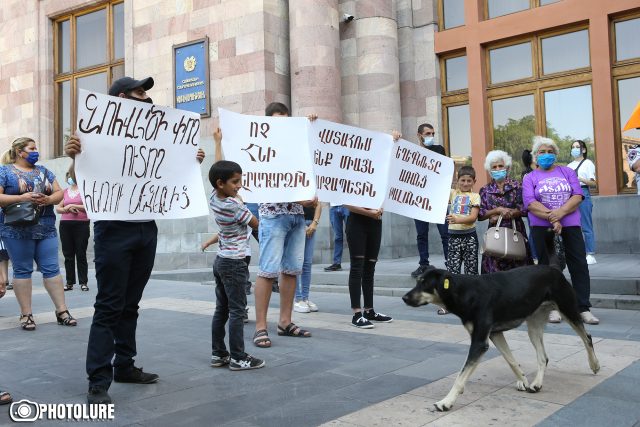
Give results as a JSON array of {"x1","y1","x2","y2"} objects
[
  {"x1": 383, "y1": 139, "x2": 454, "y2": 223},
  {"x1": 74, "y1": 89, "x2": 209, "y2": 220},
  {"x1": 218, "y1": 108, "x2": 315, "y2": 203},
  {"x1": 309, "y1": 119, "x2": 393, "y2": 209}
]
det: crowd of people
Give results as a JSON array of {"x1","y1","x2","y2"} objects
[{"x1": 0, "y1": 75, "x2": 606, "y2": 407}]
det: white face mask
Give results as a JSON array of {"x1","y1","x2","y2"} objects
[{"x1": 422, "y1": 136, "x2": 435, "y2": 146}]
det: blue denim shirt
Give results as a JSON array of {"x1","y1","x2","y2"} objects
[{"x1": 0, "y1": 165, "x2": 57, "y2": 240}]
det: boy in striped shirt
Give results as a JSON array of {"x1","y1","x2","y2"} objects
[{"x1": 208, "y1": 160, "x2": 264, "y2": 371}]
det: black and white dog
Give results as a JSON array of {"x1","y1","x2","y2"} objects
[{"x1": 402, "y1": 265, "x2": 600, "y2": 411}]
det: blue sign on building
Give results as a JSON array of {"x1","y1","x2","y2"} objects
[{"x1": 173, "y1": 37, "x2": 210, "y2": 117}]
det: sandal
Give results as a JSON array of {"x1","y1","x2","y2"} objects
[
  {"x1": 55, "y1": 310, "x2": 77, "y2": 327},
  {"x1": 20, "y1": 314, "x2": 36, "y2": 331},
  {"x1": 80, "y1": 283, "x2": 89, "y2": 291},
  {"x1": 277, "y1": 322, "x2": 311, "y2": 338},
  {"x1": 0, "y1": 390, "x2": 12, "y2": 406},
  {"x1": 253, "y1": 329, "x2": 271, "y2": 348},
  {"x1": 64, "y1": 284, "x2": 74, "y2": 291},
  {"x1": 437, "y1": 308, "x2": 449, "y2": 315}
]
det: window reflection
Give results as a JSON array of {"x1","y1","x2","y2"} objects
[
  {"x1": 58, "y1": 20, "x2": 70, "y2": 73},
  {"x1": 113, "y1": 3, "x2": 125, "y2": 59},
  {"x1": 544, "y1": 85, "x2": 594, "y2": 166},
  {"x1": 618, "y1": 77, "x2": 640, "y2": 192},
  {"x1": 615, "y1": 18, "x2": 640, "y2": 62},
  {"x1": 448, "y1": 104, "x2": 471, "y2": 158},
  {"x1": 540, "y1": 0, "x2": 561, "y2": 5},
  {"x1": 492, "y1": 94, "x2": 535, "y2": 177},
  {"x1": 487, "y1": 0, "x2": 529, "y2": 19},
  {"x1": 77, "y1": 72, "x2": 107, "y2": 96},
  {"x1": 58, "y1": 81, "x2": 71, "y2": 153},
  {"x1": 489, "y1": 42, "x2": 532, "y2": 84},
  {"x1": 443, "y1": 0, "x2": 465, "y2": 29},
  {"x1": 541, "y1": 30, "x2": 590, "y2": 74},
  {"x1": 445, "y1": 56, "x2": 468, "y2": 91},
  {"x1": 76, "y1": 9, "x2": 107, "y2": 69}
]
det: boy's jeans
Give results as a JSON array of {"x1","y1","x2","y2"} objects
[
  {"x1": 212, "y1": 256, "x2": 248, "y2": 360},
  {"x1": 296, "y1": 220, "x2": 317, "y2": 301}
]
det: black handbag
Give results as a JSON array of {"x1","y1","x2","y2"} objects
[{"x1": 3, "y1": 201, "x2": 42, "y2": 226}]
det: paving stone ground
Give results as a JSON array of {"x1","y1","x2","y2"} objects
[{"x1": 1, "y1": 272, "x2": 639, "y2": 426}]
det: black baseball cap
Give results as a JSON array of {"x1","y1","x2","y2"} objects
[{"x1": 108, "y1": 76, "x2": 154, "y2": 96}]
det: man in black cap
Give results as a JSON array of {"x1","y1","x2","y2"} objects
[{"x1": 66, "y1": 76, "x2": 205, "y2": 404}]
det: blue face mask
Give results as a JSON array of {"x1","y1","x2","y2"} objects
[
  {"x1": 67, "y1": 177, "x2": 75, "y2": 186},
  {"x1": 571, "y1": 148, "x2": 581, "y2": 158},
  {"x1": 490, "y1": 169, "x2": 507, "y2": 181},
  {"x1": 422, "y1": 136, "x2": 434, "y2": 146},
  {"x1": 537, "y1": 153, "x2": 556, "y2": 170},
  {"x1": 25, "y1": 151, "x2": 39, "y2": 165}
]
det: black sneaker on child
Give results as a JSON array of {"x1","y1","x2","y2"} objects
[
  {"x1": 351, "y1": 312, "x2": 374, "y2": 329},
  {"x1": 363, "y1": 309, "x2": 393, "y2": 323},
  {"x1": 411, "y1": 264, "x2": 429, "y2": 278},
  {"x1": 324, "y1": 263, "x2": 342, "y2": 272},
  {"x1": 211, "y1": 354, "x2": 230, "y2": 367},
  {"x1": 272, "y1": 281, "x2": 280, "y2": 293},
  {"x1": 229, "y1": 355, "x2": 265, "y2": 371},
  {"x1": 87, "y1": 386, "x2": 112, "y2": 404},
  {"x1": 113, "y1": 366, "x2": 159, "y2": 384}
]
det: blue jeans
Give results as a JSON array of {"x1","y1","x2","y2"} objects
[
  {"x1": 3, "y1": 236, "x2": 60, "y2": 279},
  {"x1": 414, "y1": 219, "x2": 448, "y2": 266},
  {"x1": 258, "y1": 214, "x2": 305, "y2": 278},
  {"x1": 579, "y1": 188, "x2": 595, "y2": 255},
  {"x1": 212, "y1": 256, "x2": 248, "y2": 360},
  {"x1": 329, "y1": 206, "x2": 349, "y2": 264},
  {"x1": 296, "y1": 220, "x2": 317, "y2": 301}
]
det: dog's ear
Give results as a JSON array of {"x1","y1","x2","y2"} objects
[
  {"x1": 416, "y1": 265, "x2": 437, "y2": 285},
  {"x1": 434, "y1": 271, "x2": 453, "y2": 292}
]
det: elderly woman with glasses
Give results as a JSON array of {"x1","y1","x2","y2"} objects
[
  {"x1": 522, "y1": 136, "x2": 599, "y2": 325},
  {"x1": 479, "y1": 150, "x2": 531, "y2": 274}
]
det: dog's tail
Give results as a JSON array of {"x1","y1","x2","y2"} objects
[{"x1": 550, "y1": 271, "x2": 582, "y2": 323}]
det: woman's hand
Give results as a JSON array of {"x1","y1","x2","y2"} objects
[
  {"x1": 548, "y1": 208, "x2": 566, "y2": 224},
  {"x1": 552, "y1": 221, "x2": 562, "y2": 235},
  {"x1": 297, "y1": 197, "x2": 318, "y2": 208},
  {"x1": 306, "y1": 222, "x2": 317, "y2": 237},
  {"x1": 32, "y1": 193, "x2": 49, "y2": 206},
  {"x1": 21, "y1": 192, "x2": 37, "y2": 202}
]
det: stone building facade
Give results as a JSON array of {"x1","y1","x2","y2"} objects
[{"x1": 0, "y1": 0, "x2": 442, "y2": 269}]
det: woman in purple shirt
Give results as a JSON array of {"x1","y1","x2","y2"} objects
[{"x1": 522, "y1": 136, "x2": 599, "y2": 325}]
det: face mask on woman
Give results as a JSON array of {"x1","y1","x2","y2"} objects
[
  {"x1": 537, "y1": 153, "x2": 556, "y2": 170},
  {"x1": 490, "y1": 169, "x2": 507, "y2": 181},
  {"x1": 67, "y1": 177, "x2": 75, "y2": 186},
  {"x1": 571, "y1": 147, "x2": 581, "y2": 158},
  {"x1": 24, "y1": 151, "x2": 39, "y2": 165}
]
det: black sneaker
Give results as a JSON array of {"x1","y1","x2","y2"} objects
[
  {"x1": 411, "y1": 265, "x2": 429, "y2": 278},
  {"x1": 351, "y1": 312, "x2": 374, "y2": 329},
  {"x1": 245, "y1": 281, "x2": 252, "y2": 295},
  {"x1": 363, "y1": 309, "x2": 393, "y2": 323},
  {"x1": 324, "y1": 263, "x2": 342, "y2": 272},
  {"x1": 272, "y1": 281, "x2": 280, "y2": 293},
  {"x1": 243, "y1": 307, "x2": 249, "y2": 324},
  {"x1": 229, "y1": 355, "x2": 265, "y2": 371},
  {"x1": 87, "y1": 386, "x2": 112, "y2": 404},
  {"x1": 6, "y1": 282, "x2": 13, "y2": 290},
  {"x1": 211, "y1": 354, "x2": 230, "y2": 367},
  {"x1": 113, "y1": 366, "x2": 159, "y2": 384}
]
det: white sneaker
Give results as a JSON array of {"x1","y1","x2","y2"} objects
[
  {"x1": 306, "y1": 300, "x2": 318, "y2": 312},
  {"x1": 581, "y1": 311, "x2": 600, "y2": 325},
  {"x1": 294, "y1": 300, "x2": 310, "y2": 313},
  {"x1": 548, "y1": 310, "x2": 562, "y2": 323},
  {"x1": 586, "y1": 254, "x2": 597, "y2": 265}
]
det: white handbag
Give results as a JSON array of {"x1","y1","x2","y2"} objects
[{"x1": 482, "y1": 214, "x2": 527, "y2": 260}]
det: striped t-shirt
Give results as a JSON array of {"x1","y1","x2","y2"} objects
[{"x1": 210, "y1": 194, "x2": 252, "y2": 259}]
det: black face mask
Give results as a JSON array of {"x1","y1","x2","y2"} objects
[{"x1": 126, "y1": 95, "x2": 153, "y2": 104}]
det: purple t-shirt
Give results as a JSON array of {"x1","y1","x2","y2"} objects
[{"x1": 522, "y1": 166, "x2": 583, "y2": 227}]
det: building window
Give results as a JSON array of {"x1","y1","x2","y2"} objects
[
  {"x1": 489, "y1": 41, "x2": 533, "y2": 84},
  {"x1": 53, "y1": 1, "x2": 124, "y2": 156},
  {"x1": 446, "y1": 104, "x2": 472, "y2": 165},
  {"x1": 541, "y1": 29, "x2": 590, "y2": 75},
  {"x1": 614, "y1": 17, "x2": 640, "y2": 62},
  {"x1": 487, "y1": 0, "x2": 529, "y2": 19},
  {"x1": 440, "y1": 0, "x2": 465, "y2": 30},
  {"x1": 484, "y1": 26, "x2": 594, "y2": 178},
  {"x1": 445, "y1": 55, "x2": 468, "y2": 91},
  {"x1": 613, "y1": 13, "x2": 640, "y2": 192},
  {"x1": 539, "y1": 0, "x2": 561, "y2": 5}
]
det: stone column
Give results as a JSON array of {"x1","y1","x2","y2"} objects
[
  {"x1": 354, "y1": 0, "x2": 402, "y2": 133},
  {"x1": 288, "y1": 0, "x2": 342, "y2": 121}
]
